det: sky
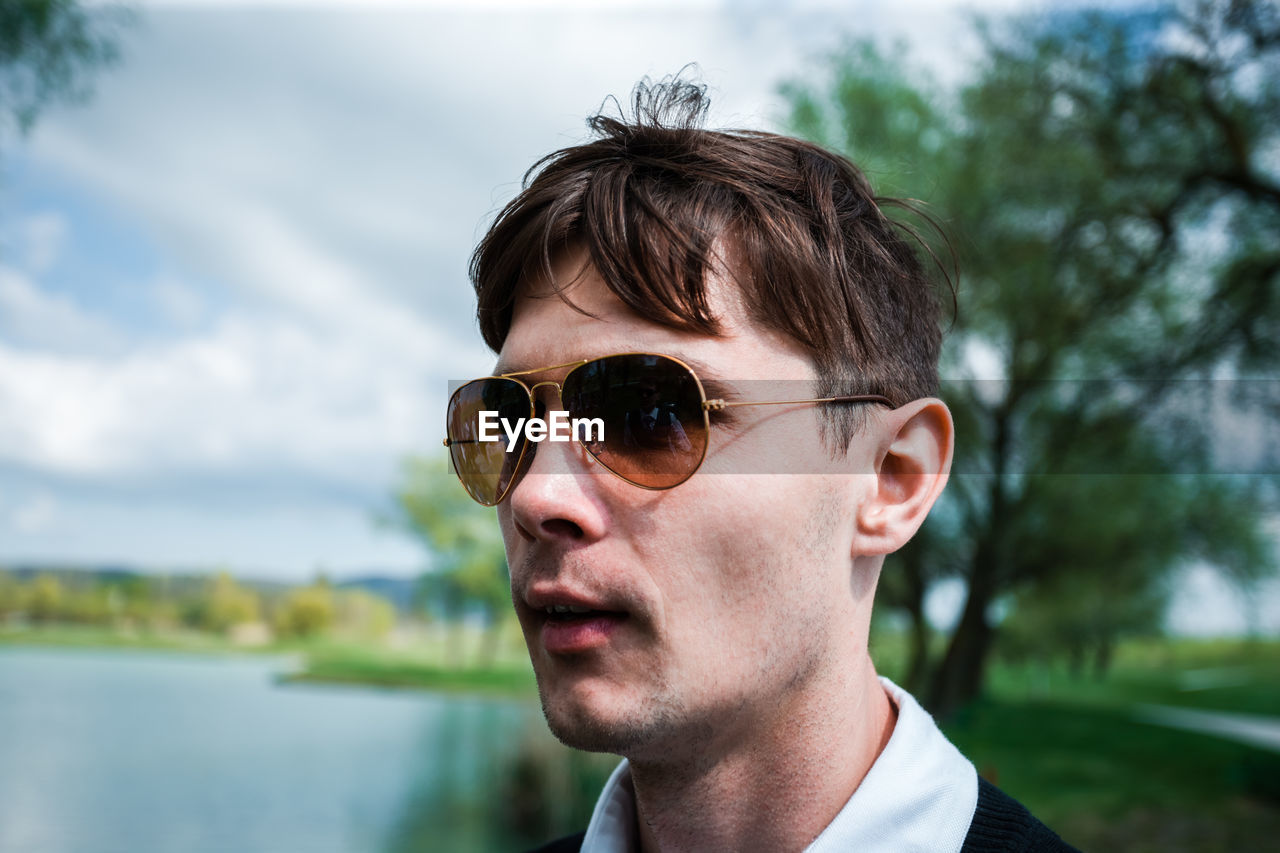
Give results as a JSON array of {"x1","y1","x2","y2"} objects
[{"x1": 0, "y1": 0, "x2": 1275, "y2": 632}]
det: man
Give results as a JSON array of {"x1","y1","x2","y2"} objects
[
  {"x1": 623, "y1": 381, "x2": 693, "y2": 454},
  {"x1": 445, "y1": 78, "x2": 1077, "y2": 852}
]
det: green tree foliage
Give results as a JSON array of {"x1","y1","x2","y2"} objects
[
  {"x1": 1000, "y1": 473, "x2": 1270, "y2": 676},
  {"x1": 0, "y1": 0, "x2": 126, "y2": 137},
  {"x1": 0, "y1": 570, "x2": 20, "y2": 615},
  {"x1": 113, "y1": 574, "x2": 156, "y2": 627},
  {"x1": 785, "y1": 0, "x2": 1278, "y2": 714},
  {"x1": 59, "y1": 585, "x2": 111, "y2": 624},
  {"x1": 274, "y1": 578, "x2": 336, "y2": 640},
  {"x1": 0, "y1": 570, "x2": 154, "y2": 627},
  {"x1": 25, "y1": 573, "x2": 64, "y2": 622},
  {"x1": 392, "y1": 455, "x2": 511, "y2": 628},
  {"x1": 183, "y1": 571, "x2": 262, "y2": 634},
  {"x1": 335, "y1": 589, "x2": 396, "y2": 641},
  {"x1": 0, "y1": 567, "x2": 397, "y2": 642}
]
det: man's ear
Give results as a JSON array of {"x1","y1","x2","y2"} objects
[{"x1": 854, "y1": 398, "x2": 953, "y2": 555}]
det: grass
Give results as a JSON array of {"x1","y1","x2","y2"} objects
[
  {"x1": 946, "y1": 697, "x2": 1280, "y2": 850},
  {"x1": 988, "y1": 637, "x2": 1280, "y2": 716},
  {"x1": 282, "y1": 645, "x2": 536, "y2": 695},
  {"x1": 940, "y1": 637, "x2": 1280, "y2": 851},
  {"x1": 282, "y1": 620, "x2": 540, "y2": 695}
]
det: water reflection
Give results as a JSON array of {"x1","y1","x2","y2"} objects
[
  {"x1": 0, "y1": 648, "x2": 558, "y2": 853},
  {"x1": 384, "y1": 708, "x2": 617, "y2": 852}
]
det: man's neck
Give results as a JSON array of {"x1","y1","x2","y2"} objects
[{"x1": 628, "y1": 655, "x2": 896, "y2": 853}]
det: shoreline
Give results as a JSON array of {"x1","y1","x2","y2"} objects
[{"x1": 0, "y1": 625, "x2": 538, "y2": 698}]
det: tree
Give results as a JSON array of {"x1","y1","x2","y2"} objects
[
  {"x1": 1000, "y1": 467, "x2": 1270, "y2": 676},
  {"x1": 785, "y1": 0, "x2": 1278, "y2": 715},
  {"x1": 335, "y1": 589, "x2": 396, "y2": 641},
  {"x1": 274, "y1": 578, "x2": 336, "y2": 640},
  {"x1": 0, "y1": 0, "x2": 126, "y2": 138},
  {"x1": 0, "y1": 570, "x2": 20, "y2": 617},
  {"x1": 391, "y1": 455, "x2": 512, "y2": 664},
  {"x1": 187, "y1": 571, "x2": 262, "y2": 634},
  {"x1": 25, "y1": 573, "x2": 64, "y2": 622}
]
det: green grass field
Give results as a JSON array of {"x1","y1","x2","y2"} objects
[
  {"x1": 936, "y1": 639, "x2": 1280, "y2": 851},
  {"x1": 947, "y1": 697, "x2": 1279, "y2": 850},
  {"x1": 282, "y1": 649, "x2": 536, "y2": 695}
]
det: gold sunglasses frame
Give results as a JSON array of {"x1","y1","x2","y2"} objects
[{"x1": 444, "y1": 351, "x2": 894, "y2": 506}]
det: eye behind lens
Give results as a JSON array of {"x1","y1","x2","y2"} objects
[
  {"x1": 562, "y1": 353, "x2": 709, "y2": 490},
  {"x1": 446, "y1": 376, "x2": 535, "y2": 505}
]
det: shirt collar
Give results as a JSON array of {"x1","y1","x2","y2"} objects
[
  {"x1": 580, "y1": 757, "x2": 638, "y2": 851},
  {"x1": 577, "y1": 677, "x2": 977, "y2": 853}
]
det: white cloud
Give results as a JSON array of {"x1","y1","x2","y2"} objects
[
  {"x1": 0, "y1": 267, "x2": 125, "y2": 355},
  {"x1": 0, "y1": 311, "x2": 461, "y2": 485}
]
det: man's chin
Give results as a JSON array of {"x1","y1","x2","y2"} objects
[
  {"x1": 540, "y1": 690, "x2": 636, "y2": 753},
  {"x1": 537, "y1": 680, "x2": 667, "y2": 755}
]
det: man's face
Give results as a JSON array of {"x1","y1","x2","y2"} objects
[{"x1": 497, "y1": 249, "x2": 882, "y2": 762}]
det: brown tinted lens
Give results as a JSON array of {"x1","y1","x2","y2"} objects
[
  {"x1": 446, "y1": 377, "x2": 533, "y2": 505},
  {"x1": 562, "y1": 354, "x2": 708, "y2": 489}
]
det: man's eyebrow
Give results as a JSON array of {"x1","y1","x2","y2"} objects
[
  {"x1": 490, "y1": 358, "x2": 570, "y2": 377},
  {"x1": 494, "y1": 351, "x2": 719, "y2": 376},
  {"x1": 672, "y1": 354, "x2": 718, "y2": 380},
  {"x1": 490, "y1": 351, "x2": 741, "y2": 402},
  {"x1": 671, "y1": 355, "x2": 742, "y2": 402}
]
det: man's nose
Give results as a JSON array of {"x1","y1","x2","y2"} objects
[{"x1": 505, "y1": 415, "x2": 608, "y2": 544}]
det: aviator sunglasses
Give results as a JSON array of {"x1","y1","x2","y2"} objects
[{"x1": 444, "y1": 352, "x2": 894, "y2": 506}]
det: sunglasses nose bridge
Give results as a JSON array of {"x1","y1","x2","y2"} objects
[
  {"x1": 510, "y1": 378, "x2": 605, "y2": 491},
  {"x1": 526, "y1": 380, "x2": 564, "y2": 410}
]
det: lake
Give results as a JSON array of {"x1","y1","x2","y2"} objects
[{"x1": 0, "y1": 647, "x2": 552, "y2": 852}]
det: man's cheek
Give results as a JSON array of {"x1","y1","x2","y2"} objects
[{"x1": 497, "y1": 512, "x2": 524, "y2": 564}]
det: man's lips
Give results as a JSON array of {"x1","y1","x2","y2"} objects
[
  {"x1": 522, "y1": 588, "x2": 629, "y2": 655},
  {"x1": 540, "y1": 611, "x2": 627, "y2": 654}
]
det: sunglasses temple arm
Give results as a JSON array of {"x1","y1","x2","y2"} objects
[{"x1": 703, "y1": 395, "x2": 894, "y2": 411}]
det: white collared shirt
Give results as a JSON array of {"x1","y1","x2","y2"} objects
[{"x1": 577, "y1": 677, "x2": 978, "y2": 853}]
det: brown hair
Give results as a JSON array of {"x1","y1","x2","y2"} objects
[{"x1": 470, "y1": 76, "x2": 950, "y2": 450}]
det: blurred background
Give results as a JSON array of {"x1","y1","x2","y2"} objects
[{"x1": 1, "y1": 0, "x2": 1278, "y2": 850}]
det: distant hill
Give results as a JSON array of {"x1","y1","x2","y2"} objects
[{"x1": 335, "y1": 576, "x2": 419, "y2": 614}]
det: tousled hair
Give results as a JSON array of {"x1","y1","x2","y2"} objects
[{"x1": 470, "y1": 76, "x2": 952, "y2": 450}]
